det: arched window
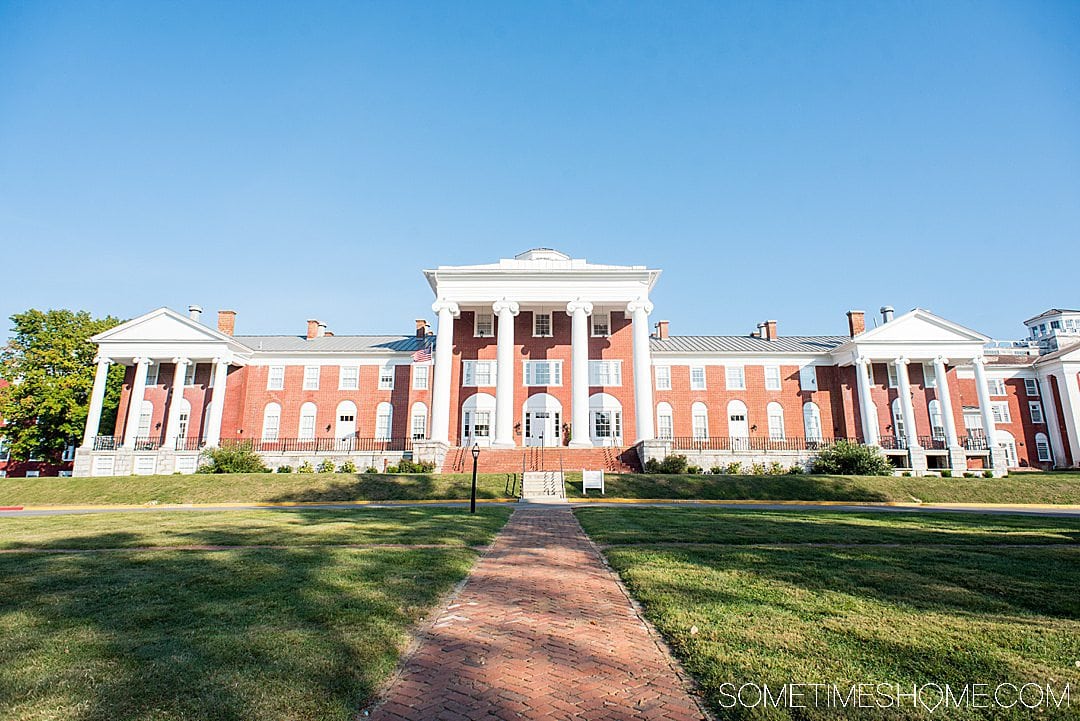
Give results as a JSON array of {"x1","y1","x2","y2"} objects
[
  {"x1": 335, "y1": 400, "x2": 357, "y2": 447},
  {"x1": 462, "y1": 393, "x2": 497, "y2": 446},
  {"x1": 767, "y1": 402, "x2": 785, "y2": 440},
  {"x1": 262, "y1": 402, "x2": 282, "y2": 442},
  {"x1": 375, "y1": 402, "x2": 393, "y2": 440},
  {"x1": 997, "y1": 429, "x2": 1018, "y2": 467},
  {"x1": 298, "y1": 402, "x2": 317, "y2": 440},
  {"x1": 928, "y1": 400, "x2": 945, "y2": 441},
  {"x1": 136, "y1": 400, "x2": 154, "y2": 439},
  {"x1": 1034, "y1": 432, "x2": 1052, "y2": 463},
  {"x1": 803, "y1": 402, "x2": 823, "y2": 441},
  {"x1": 589, "y1": 393, "x2": 623, "y2": 446},
  {"x1": 411, "y1": 402, "x2": 428, "y2": 441},
  {"x1": 177, "y1": 398, "x2": 192, "y2": 441},
  {"x1": 691, "y1": 402, "x2": 709, "y2": 440},
  {"x1": 655, "y1": 402, "x2": 674, "y2": 440},
  {"x1": 891, "y1": 398, "x2": 905, "y2": 443}
]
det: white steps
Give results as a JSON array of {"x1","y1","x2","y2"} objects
[{"x1": 521, "y1": 471, "x2": 566, "y2": 502}]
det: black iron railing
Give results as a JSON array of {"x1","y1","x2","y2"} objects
[
  {"x1": 175, "y1": 437, "x2": 204, "y2": 451},
  {"x1": 669, "y1": 436, "x2": 849, "y2": 452},
  {"x1": 919, "y1": 435, "x2": 948, "y2": 450},
  {"x1": 964, "y1": 432, "x2": 990, "y2": 451},
  {"x1": 92, "y1": 436, "x2": 119, "y2": 450},
  {"x1": 221, "y1": 437, "x2": 413, "y2": 453},
  {"x1": 878, "y1": 435, "x2": 909, "y2": 451}
]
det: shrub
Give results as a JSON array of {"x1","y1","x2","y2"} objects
[
  {"x1": 709, "y1": 466, "x2": 724, "y2": 475},
  {"x1": 385, "y1": 458, "x2": 436, "y2": 474},
  {"x1": 644, "y1": 454, "x2": 689, "y2": 474},
  {"x1": 338, "y1": 460, "x2": 357, "y2": 474},
  {"x1": 195, "y1": 444, "x2": 268, "y2": 474},
  {"x1": 276, "y1": 465, "x2": 293, "y2": 473},
  {"x1": 297, "y1": 461, "x2": 314, "y2": 474},
  {"x1": 810, "y1": 441, "x2": 893, "y2": 476},
  {"x1": 725, "y1": 461, "x2": 742, "y2": 475},
  {"x1": 768, "y1": 462, "x2": 785, "y2": 476},
  {"x1": 364, "y1": 466, "x2": 379, "y2": 474},
  {"x1": 687, "y1": 465, "x2": 703, "y2": 475},
  {"x1": 901, "y1": 471, "x2": 912, "y2": 477},
  {"x1": 786, "y1": 464, "x2": 804, "y2": 475},
  {"x1": 940, "y1": 469, "x2": 952, "y2": 478},
  {"x1": 963, "y1": 472, "x2": 976, "y2": 478},
  {"x1": 983, "y1": 469, "x2": 994, "y2": 478},
  {"x1": 750, "y1": 462, "x2": 766, "y2": 475}
]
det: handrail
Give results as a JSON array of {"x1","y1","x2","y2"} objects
[{"x1": 669, "y1": 436, "x2": 850, "y2": 452}]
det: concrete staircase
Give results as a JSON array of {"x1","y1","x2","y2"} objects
[
  {"x1": 461, "y1": 446, "x2": 641, "y2": 475},
  {"x1": 521, "y1": 470, "x2": 566, "y2": 503}
]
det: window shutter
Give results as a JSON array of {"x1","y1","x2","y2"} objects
[{"x1": 799, "y1": 366, "x2": 818, "y2": 392}]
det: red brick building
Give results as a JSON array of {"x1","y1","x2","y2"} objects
[{"x1": 70, "y1": 249, "x2": 1079, "y2": 477}]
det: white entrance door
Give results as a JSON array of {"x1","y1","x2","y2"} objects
[
  {"x1": 335, "y1": 401, "x2": 357, "y2": 450},
  {"x1": 997, "y1": 430, "x2": 1018, "y2": 467},
  {"x1": 728, "y1": 400, "x2": 750, "y2": 450},
  {"x1": 525, "y1": 411, "x2": 559, "y2": 447}
]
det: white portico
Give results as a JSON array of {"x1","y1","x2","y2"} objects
[{"x1": 421, "y1": 249, "x2": 661, "y2": 452}]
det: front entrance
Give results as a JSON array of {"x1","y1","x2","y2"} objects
[{"x1": 525, "y1": 411, "x2": 559, "y2": 447}]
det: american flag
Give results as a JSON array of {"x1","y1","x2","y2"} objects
[{"x1": 411, "y1": 339, "x2": 433, "y2": 364}]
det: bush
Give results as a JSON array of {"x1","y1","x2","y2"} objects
[
  {"x1": 810, "y1": 441, "x2": 893, "y2": 476},
  {"x1": 786, "y1": 464, "x2": 804, "y2": 475},
  {"x1": 195, "y1": 444, "x2": 269, "y2": 474},
  {"x1": 983, "y1": 469, "x2": 994, "y2": 478},
  {"x1": 750, "y1": 462, "x2": 766, "y2": 475},
  {"x1": 276, "y1": 465, "x2": 293, "y2": 473},
  {"x1": 385, "y1": 458, "x2": 436, "y2": 474},
  {"x1": 963, "y1": 471, "x2": 976, "y2": 478},
  {"x1": 768, "y1": 462, "x2": 785, "y2": 476},
  {"x1": 686, "y1": 465, "x2": 703, "y2": 475},
  {"x1": 644, "y1": 454, "x2": 689, "y2": 474},
  {"x1": 316, "y1": 459, "x2": 335, "y2": 473},
  {"x1": 297, "y1": 461, "x2": 314, "y2": 474},
  {"x1": 940, "y1": 469, "x2": 952, "y2": 478},
  {"x1": 709, "y1": 466, "x2": 724, "y2": 475},
  {"x1": 901, "y1": 471, "x2": 912, "y2": 477},
  {"x1": 364, "y1": 466, "x2": 379, "y2": 474},
  {"x1": 725, "y1": 461, "x2": 742, "y2": 475},
  {"x1": 338, "y1": 460, "x2": 357, "y2": 474}
]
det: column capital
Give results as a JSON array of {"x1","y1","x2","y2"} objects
[
  {"x1": 972, "y1": 355, "x2": 987, "y2": 367},
  {"x1": 172, "y1": 356, "x2": 191, "y2": 366},
  {"x1": 893, "y1": 356, "x2": 910, "y2": 367},
  {"x1": 211, "y1": 357, "x2": 231, "y2": 368},
  {"x1": 492, "y1": 299, "x2": 520, "y2": 316},
  {"x1": 626, "y1": 298, "x2": 654, "y2": 315},
  {"x1": 934, "y1": 355, "x2": 950, "y2": 366},
  {"x1": 133, "y1": 357, "x2": 153, "y2": 366},
  {"x1": 855, "y1": 356, "x2": 871, "y2": 366},
  {"x1": 565, "y1": 299, "x2": 593, "y2": 316},
  {"x1": 93, "y1": 356, "x2": 113, "y2": 366},
  {"x1": 432, "y1": 299, "x2": 461, "y2": 317}
]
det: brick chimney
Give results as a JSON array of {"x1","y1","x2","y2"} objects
[
  {"x1": 217, "y1": 310, "x2": 236, "y2": 336},
  {"x1": 306, "y1": 319, "x2": 320, "y2": 340},
  {"x1": 655, "y1": 320, "x2": 669, "y2": 339},
  {"x1": 846, "y1": 310, "x2": 866, "y2": 338},
  {"x1": 763, "y1": 320, "x2": 778, "y2": 341},
  {"x1": 415, "y1": 319, "x2": 430, "y2": 337}
]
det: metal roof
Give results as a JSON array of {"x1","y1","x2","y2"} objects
[
  {"x1": 650, "y1": 335, "x2": 847, "y2": 354},
  {"x1": 235, "y1": 335, "x2": 426, "y2": 354}
]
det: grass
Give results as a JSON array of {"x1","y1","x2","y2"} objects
[
  {"x1": 0, "y1": 507, "x2": 511, "y2": 721},
  {"x1": 566, "y1": 470, "x2": 1080, "y2": 504},
  {"x1": 576, "y1": 507, "x2": 1080, "y2": 720}
]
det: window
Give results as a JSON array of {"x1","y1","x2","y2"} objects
[
  {"x1": 963, "y1": 407, "x2": 983, "y2": 431},
  {"x1": 891, "y1": 399, "x2": 905, "y2": 441},
  {"x1": 690, "y1": 366, "x2": 706, "y2": 391},
  {"x1": 803, "y1": 402, "x2": 823, "y2": 441},
  {"x1": 656, "y1": 402, "x2": 674, "y2": 440},
  {"x1": 886, "y1": 364, "x2": 899, "y2": 389},
  {"x1": 62, "y1": 444, "x2": 76, "y2": 462},
  {"x1": 411, "y1": 403, "x2": 428, "y2": 440},
  {"x1": 691, "y1": 402, "x2": 709, "y2": 439},
  {"x1": 463, "y1": 410, "x2": 492, "y2": 439},
  {"x1": 1029, "y1": 401, "x2": 1044, "y2": 424},
  {"x1": 303, "y1": 366, "x2": 320, "y2": 391},
  {"x1": 767, "y1": 402, "x2": 785, "y2": 440},
  {"x1": 474, "y1": 311, "x2": 494, "y2": 338},
  {"x1": 413, "y1": 364, "x2": 429, "y2": 390},
  {"x1": 923, "y1": 363, "x2": 937, "y2": 388},
  {"x1": 375, "y1": 403, "x2": 393, "y2": 440},
  {"x1": 524, "y1": 360, "x2": 562, "y2": 386},
  {"x1": 988, "y1": 379, "x2": 1006, "y2": 396},
  {"x1": 1051, "y1": 320, "x2": 1061, "y2": 330},
  {"x1": 991, "y1": 401, "x2": 1011, "y2": 424},
  {"x1": 267, "y1": 365, "x2": 285, "y2": 391},
  {"x1": 799, "y1": 365, "x2": 818, "y2": 392},
  {"x1": 145, "y1": 364, "x2": 159, "y2": 386},
  {"x1": 1035, "y1": 433, "x2": 1052, "y2": 462},
  {"x1": 1024, "y1": 378, "x2": 1039, "y2": 396},
  {"x1": 928, "y1": 400, "x2": 945, "y2": 440},
  {"x1": 1039, "y1": 324, "x2": 1047, "y2": 336},
  {"x1": 592, "y1": 411, "x2": 621, "y2": 439},
  {"x1": 183, "y1": 363, "x2": 197, "y2": 386},
  {"x1": 864, "y1": 363, "x2": 876, "y2": 386},
  {"x1": 462, "y1": 360, "x2": 497, "y2": 387},
  {"x1": 725, "y1": 365, "x2": 746, "y2": 390},
  {"x1": 378, "y1": 365, "x2": 395, "y2": 390},
  {"x1": 655, "y1": 366, "x2": 672, "y2": 391},
  {"x1": 262, "y1": 403, "x2": 281, "y2": 442},
  {"x1": 339, "y1": 366, "x2": 359, "y2": 390},
  {"x1": 298, "y1": 402, "x2": 317, "y2": 440},
  {"x1": 533, "y1": 312, "x2": 552, "y2": 337},
  {"x1": 764, "y1": 365, "x2": 781, "y2": 391},
  {"x1": 0, "y1": 439, "x2": 8, "y2": 461},
  {"x1": 591, "y1": 312, "x2": 610, "y2": 337},
  {"x1": 176, "y1": 399, "x2": 190, "y2": 441},
  {"x1": 588, "y1": 360, "x2": 622, "y2": 386},
  {"x1": 136, "y1": 400, "x2": 153, "y2": 439}
]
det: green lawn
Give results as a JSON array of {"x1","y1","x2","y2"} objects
[
  {"x1": 576, "y1": 507, "x2": 1080, "y2": 720},
  {"x1": 567, "y1": 470, "x2": 1080, "y2": 504},
  {"x1": 0, "y1": 507, "x2": 511, "y2": 721}
]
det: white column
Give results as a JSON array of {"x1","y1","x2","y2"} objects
[
  {"x1": 933, "y1": 356, "x2": 959, "y2": 448},
  {"x1": 163, "y1": 357, "x2": 190, "y2": 449},
  {"x1": 122, "y1": 358, "x2": 152, "y2": 448},
  {"x1": 81, "y1": 357, "x2": 112, "y2": 447},
  {"x1": 204, "y1": 358, "x2": 230, "y2": 447},
  {"x1": 894, "y1": 357, "x2": 920, "y2": 449},
  {"x1": 854, "y1": 357, "x2": 879, "y2": 445},
  {"x1": 627, "y1": 298, "x2": 656, "y2": 443},
  {"x1": 566, "y1": 299, "x2": 594, "y2": 448},
  {"x1": 1058, "y1": 368, "x2": 1080, "y2": 467},
  {"x1": 1039, "y1": 372, "x2": 1066, "y2": 466},
  {"x1": 972, "y1": 356, "x2": 998, "y2": 448},
  {"x1": 429, "y1": 300, "x2": 460, "y2": 445},
  {"x1": 492, "y1": 299, "x2": 520, "y2": 448}
]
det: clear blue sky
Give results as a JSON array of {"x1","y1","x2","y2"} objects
[{"x1": 2, "y1": 1, "x2": 1077, "y2": 341}]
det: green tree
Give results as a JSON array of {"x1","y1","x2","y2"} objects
[{"x1": 0, "y1": 309, "x2": 124, "y2": 460}]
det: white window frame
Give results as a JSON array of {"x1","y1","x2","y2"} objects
[
  {"x1": 375, "y1": 403, "x2": 393, "y2": 440},
  {"x1": 1024, "y1": 378, "x2": 1039, "y2": 396},
  {"x1": 413, "y1": 364, "x2": 429, "y2": 390},
  {"x1": 690, "y1": 366, "x2": 706, "y2": 391},
  {"x1": 523, "y1": 360, "x2": 563, "y2": 387},
  {"x1": 533, "y1": 312, "x2": 553, "y2": 338},
  {"x1": 691, "y1": 403, "x2": 709, "y2": 440},
  {"x1": 339, "y1": 366, "x2": 359, "y2": 391},
  {"x1": 887, "y1": 364, "x2": 898, "y2": 389},
  {"x1": 655, "y1": 366, "x2": 672, "y2": 391},
  {"x1": 764, "y1": 365, "x2": 781, "y2": 391},
  {"x1": 991, "y1": 401, "x2": 1011, "y2": 424},
  {"x1": 183, "y1": 363, "x2": 197, "y2": 387},
  {"x1": 267, "y1": 365, "x2": 285, "y2": 391},
  {"x1": 590, "y1": 312, "x2": 610, "y2": 337},
  {"x1": 411, "y1": 404, "x2": 428, "y2": 440},
  {"x1": 298, "y1": 403, "x2": 317, "y2": 440},
  {"x1": 767, "y1": 402, "x2": 785, "y2": 440},
  {"x1": 725, "y1": 365, "x2": 746, "y2": 391},
  {"x1": 591, "y1": 410, "x2": 622, "y2": 440},
  {"x1": 1035, "y1": 433, "x2": 1052, "y2": 462},
  {"x1": 474, "y1": 311, "x2": 494, "y2": 338},
  {"x1": 656, "y1": 404, "x2": 674, "y2": 440},
  {"x1": 378, "y1": 365, "x2": 395, "y2": 390},
  {"x1": 145, "y1": 364, "x2": 159, "y2": 386},
  {"x1": 262, "y1": 404, "x2": 281, "y2": 442},
  {"x1": 799, "y1": 365, "x2": 819, "y2": 392},
  {"x1": 988, "y1": 378, "x2": 1007, "y2": 397},
  {"x1": 923, "y1": 363, "x2": 937, "y2": 388},
  {"x1": 1028, "y1": 401, "x2": 1044, "y2": 424},
  {"x1": 462, "y1": 360, "x2": 498, "y2": 387},
  {"x1": 803, "y1": 402, "x2": 823, "y2": 441},
  {"x1": 303, "y1": 366, "x2": 320, "y2": 391},
  {"x1": 588, "y1": 360, "x2": 622, "y2": 387}
]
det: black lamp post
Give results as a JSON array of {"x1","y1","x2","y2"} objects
[{"x1": 470, "y1": 443, "x2": 480, "y2": 514}]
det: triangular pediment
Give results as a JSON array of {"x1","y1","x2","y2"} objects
[
  {"x1": 92, "y1": 308, "x2": 241, "y2": 345},
  {"x1": 853, "y1": 309, "x2": 990, "y2": 344}
]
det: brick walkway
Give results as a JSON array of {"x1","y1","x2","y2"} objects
[{"x1": 369, "y1": 507, "x2": 706, "y2": 720}]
